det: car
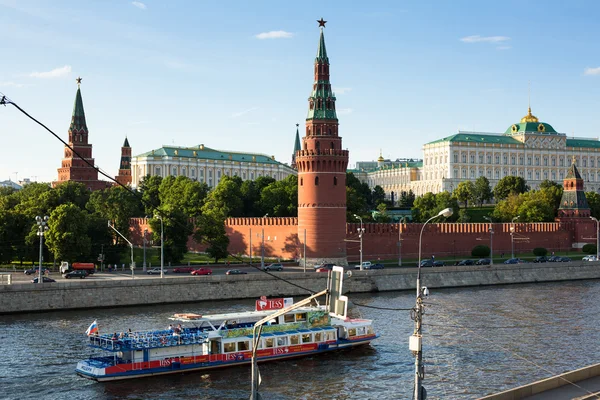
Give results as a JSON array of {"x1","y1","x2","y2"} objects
[
  {"x1": 420, "y1": 260, "x2": 434, "y2": 267},
  {"x1": 315, "y1": 267, "x2": 331, "y2": 273},
  {"x1": 504, "y1": 258, "x2": 525, "y2": 264},
  {"x1": 475, "y1": 258, "x2": 491, "y2": 265},
  {"x1": 433, "y1": 261, "x2": 445, "y2": 267},
  {"x1": 262, "y1": 263, "x2": 283, "y2": 272},
  {"x1": 173, "y1": 267, "x2": 194, "y2": 273},
  {"x1": 64, "y1": 270, "x2": 88, "y2": 279},
  {"x1": 548, "y1": 255, "x2": 563, "y2": 262},
  {"x1": 24, "y1": 267, "x2": 50, "y2": 275},
  {"x1": 226, "y1": 269, "x2": 247, "y2": 275},
  {"x1": 559, "y1": 256, "x2": 572, "y2": 262},
  {"x1": 533, "y1": 256, "x2": 548, "y2": 263},
  {"x1": 354, "y1": 261, "x2": 373, "y2": 270},
  {"x1": 457, "y1": 259, "x2": 474, "y2": 266},
  {"x1": 582, "y1": 255, "x2": 598, "y2": 262},
  {"x1": 368, "y1": 263, "x2": 385, "y2": 269},
  {"x1": 314, "y1": 263, "x2": 334, "y2": 270},
  {"x1": 31, "y1": 277, "x2": 56, "y2": 283},
  {"x1": 191, "y1": 268, "x2": 212, "y2": 275},
  {"x1": 147, "y1": 268, "x2": 168, "y2": 275}
]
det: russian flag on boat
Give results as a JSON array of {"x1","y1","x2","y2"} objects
[{"x1": 85, "y1": 320, "x2": 98, "y2": 336}]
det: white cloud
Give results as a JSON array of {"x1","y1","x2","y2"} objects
[
  {"x1": 132, "y1": 1, "x2": 147, "y2": 10},
  {"x1": 337, "y1": 108, "x2": 353, "y2": 115},
  {"x1": 0, "y1": 81, "x2": 29, "y2": 88},
  {"x1": 460, "y1": 35, "x2": 510, "y2": 44},
  {"x1": 28, "y1": 65, "x2": 72, "y2": 78},
  {"x1": 584, "y1": 67, "x2": 600, "y2": 76},
  {"x1": 230, "y1": 107, "x2": 258, "y2": 118},
  {"x1": 255, "y1": 31, "x2": 294, "y2": 40},
  {"x1": 333, "y1": 87, "x2": 352, "y2": 95}
]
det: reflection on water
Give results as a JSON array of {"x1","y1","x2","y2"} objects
[{"x1": 1, "y1": 280, "x2": 600, "y2": 399}]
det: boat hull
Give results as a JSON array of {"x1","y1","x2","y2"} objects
[{"x1": 76, "y1": 337, "x2": 375, "y2": 382}]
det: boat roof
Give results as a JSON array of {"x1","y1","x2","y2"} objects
[{"x1": 170, "y1": 306, "x2": 322, "y2": 323}]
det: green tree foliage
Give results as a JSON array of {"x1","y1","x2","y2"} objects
[
  {"x1": 260, "y1": 175, "x2": 298, "y2": 217},
  {"x1": 493, "y1": 191, "x2": 555, "y2": 222},
  {"x1": 412, "y1": 192, "x2": 459, "y2": 222},
  {"x1": 398, "y1": 190, "x2": 416, "y2": 208},
  {"x1": 538, "y1": 180, "x2": 563, "y2": 215},
  {"x1": 454, "y1": 181, "x2": 475, "y2": 208},
  {"x1": 533, "y1": 247, "x2": 548, "y2": 256},
  {"x1": 586, "y1": 192, "x2": 600, "y2": 219},
  {"x1": 582, "y1": 244, "x2": 597, "y2": 254},
  {"x1": 373, "y1": 203, "x2": 391, "y2": 222},
  {"x1": 201, "y1": 175, "x2": 244, "y2": 218},
  {"x1": 45, "y1": 204, "x2": 91, "y2": 262},
  {"x1": 158, "y1": 176, "x2": 209, "y2": 217},
  {"x1": 149, "y1": 211, "x2": 191, "y2": 264},
  {"x1": 346, "y1": 187, "x2": 368, "y2": 221},
  {"x1": 473, "y1": 176, "x2": 493, "y2": 207},
  {"x1": 471, "y1": 245, "x2": 490, "y2": 257},
  {"x1": 372, "y1": 186, "x2": 386, "y2": 207},
  {"x1": 493, "y1": 176, "x2": 529, "y2": 201},
  {"x1": 347, "y1": 172, "x2": 372, "y2": 208},
  {"x1": 194, "y1": 211, "x2": 230, "y2": 262},
  {"x1": 139, "y1": 175, "x2": 163, "y2": 215},
  {"x1": 88, "y1": 186, "x2": 143, "y2": 245}
]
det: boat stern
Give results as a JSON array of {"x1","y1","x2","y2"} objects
[{"x1": 75, "y1": 360, "x2": 106, "y2": 380}]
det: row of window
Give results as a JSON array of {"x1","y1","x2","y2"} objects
[
  {"x1": 151, "y1": 167, "x2": 279, "y2": 181},
  {"x1": 222, "y1": 331, "x2": 337, "y2": 353},
  {"x1": 299, "y1": 176, "x2": 338, "y2": 186},
  {"x1": 450, "y1": 153, "x2": 595, "y2": 167},
  {"x1": 451, "y1": 168, "x2": 600, "y2": 181}
]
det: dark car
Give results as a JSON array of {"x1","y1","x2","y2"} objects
[
  {"x1": 475, "y1": 258, "x2": 491, "y2": 265},
  {"x1": 262, "y1": 263, "x2": 283, "y2": 271},
  {"x1": 548, "y1": 255, "x2": 562, "y2": 262},
  {"x1": 31, "y1": 277, "x2": 56, "y2": 283},
  {"x1": 369, "y1": 263, "x2": 385, "y2": 269},
  {"x1": 24, "y1": 267, "x2": 50, "y2": 275},
  {"x1": 559, "y1": 257, "x2": 572, "y2": 262},
  {"x1": 226, "y1": 269, "x2": 247, "y2": 275},
  {"x1": 420, "y1": 260, "x2": 434, "y2": 267},
  {"x1": 64, "y1": 270, "x2": 88, "y2": 279},
  {"x1": 457, "y1": 259, "x2": 474, "y2": 266},
  {"x1": 533, "y1": 256, "x2": 548, "y2": 263},
  {"x1": 504, "y1": 258, "x2": 525, "y2": 264},
  {"x1": 173, "y1": 267, "x2": 194, "y2": 273}
]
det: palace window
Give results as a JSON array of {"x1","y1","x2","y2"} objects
[
  {"x1": 209, "y1": 179, "x2": 213, "y2": 186},
  {"x1": 454, "y1": 154, "x2": 458, "y2": 163},
  {"x1": 495, "y1": 155, "x2": 500, "y2": 164},
  {"x1": 181, "y1": 167, "x2": 186, "y2": 177},
  {"x1": 470, "y1": 155, "x2": 475, "y2": 163},
  {"x1": 503, "y1": 155, "x2": 507, "y2": 164},
  {"x1": 559, "y1": 158, "x2": 564, "y2": 167},
  {"x1": 592, "y1": 159, "x2": 595, "y2": 168},
  {"x1": 487, "y1": 155, "x2": 492, "y2": 164},
  {"x1": 462, "y1": 154, "x2": 467, "y2": 163},
  {"x1": 551, "y1": 158, "x2": 556, "y2": 166},
  {"x1": 584, "y1": 159, "x2": 588, "y2": 167},
  {"x1": 511, "y1": 156, "x2": 516, "y2": 165},
  {"x1": 519, "y1": 157, "x2": 524, "y2": 165},
  {"x1": 536, "y1": 171, "x2": 540, "y2": 180},
  {"x1": 495, "y1": 170, "x2": 500, "y2": 179},
  {"x1": 470, "y1": 169, "x2": 475, "y2": 178},
  {"x1": 172, "y1": 167, "x2": 177, "y2": 176},
  {"x1": 551, "y1": 171, "x2": 556, "y2": 180},
  {"x1": 487, "y1": 170, "x2": 491, "y2": 178},
  {"x1": 155, "y1": 167, "x2": 161, "y2": 176},
  {"x1": 527, "y1": 157, "x2": 532, "y2": 166},
  {"x1": 559, "y1": 172, "x2": 564, "y2": 179},
  {"x1": 191, "y1": 169, "x2": 195, "y2": 178},
  {"x1": 535, "y1": 157, "x2": 540, "y2": 166},
  {"x1": 462, "y1": 169, "x2": 466, "y2": 178},
  {"x1": 217, "y1": 170, "x2": 221, "y2": 179},
  {"x1": 519, "y1": 171, "x2": 524, "y2": 177},
  {"x1": 544, "y1": 172, "x2": 548, "y2": 179},
  {"x1": 527, "y1": 171, "x2": 532, "y2": 179},
  {"x1": 479, "y1": 155, "x2": 484, "y2": 163},
  {"x1": 454, "y1": 169, "x2": 458, "y2": 178},
  {"x1": 504, "y1": 170, "x2": 508, "y2": 177},
  {"x1": 543, "y1": 157, "x2": 548, "y2": 166},
  {"x1": 250, "y1": 172, "x2": 254, "y2": 180},
  {"x1": 200, "y1": 170, "x2": 204, "y2": 177}
]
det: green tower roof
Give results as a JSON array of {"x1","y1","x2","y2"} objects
[
  {"x1": 316, "y1": 28, "x2": 329, "y2": 63},
  {"x1": 566, "y1": 161, "x2": 582, "y2": 179},
  {"x1": 69, "y1": 85, "x2": 88, "y2": 133},
  {"x1": 123, "y1": 137, "x2": 130, "y2": 147},
  {"x1": 293, "y1": 124, "x2": 301, "y2": 153}
]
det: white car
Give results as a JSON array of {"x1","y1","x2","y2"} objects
[
  {"x1": 582, "y1": 255, "x2": 598, "y2": 261},
  {"x1": 147, "y1": 268, "x2": 168, "y2": 275}
]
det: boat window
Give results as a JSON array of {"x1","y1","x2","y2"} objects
[
  {"x1": 224, "y1": 342, "x2": 236, "y2": 353},
  {"x1": 290, "y1": 335, "x2": 300, "y2": 345},
  {"x1": 314, "y1": 332, "x2": 323, "y2": 342},
  {"x1": 366, "y1": 326, "x2": 374, "y2": 335},
  {"x1": 348, "y1": 328, "x2": 357, "y2": 337},
  {"x1": 277, "y1": 337, "x2": 288, "y2": 347},
  {"x1": 326, "y1": 331, "x2": 336, "y2": 341},
  {"x1": 302, "y1": 334, "x2": 312, "y2": 343},
  {"x1": 295, "y1": 313, "x2": 307, "y2": 322},
  {"x1": 238, "y1": 341, "x2": 250, "y2": 351},
  {"x1": 357, "y1": 327, "x2": 365, "y2": 336},
  {"x1": 257, "y1": 341, "x2": 263, "y2": 349},
  {"x1": 265, "y1": 338, "x2": 274, "y2": 348},
  {"x1": 284, "y1": 314, "x2": 295, "y2": 323}
]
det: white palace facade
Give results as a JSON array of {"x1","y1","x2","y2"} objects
[
  {"x1": 354, "y1": 108, "x2": 600, "y2": 198},
  {"x1": 130, "y1": 144, "x2": 296, "y2": 189}
]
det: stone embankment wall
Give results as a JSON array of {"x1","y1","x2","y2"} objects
[{"x1": 2, "y1": 263, "x2": 600, "y2": 314}]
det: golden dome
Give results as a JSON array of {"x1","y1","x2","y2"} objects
[
  {"x1": 377, "y1": 149, "x2": 384, "y2": 162},
  {"x1": 520, "y1": 107, "x2": 539, "y2": 123}
]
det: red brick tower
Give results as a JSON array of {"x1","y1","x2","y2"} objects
[
  {"x1": 53, "y1": 77, "x2": 110, "y2": 191},
  {"x1": 557, "y1": 157, "x2": 590, "y2": 219},
  {"x1": 115, "y1": 137, "x2": 132, "y2": 186},
  {"x1": 296, "y1": 19, "x2": 349, "y2": 266}
]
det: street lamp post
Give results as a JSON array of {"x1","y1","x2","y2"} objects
[
  {"x1": 353, "y1": 214, "x2": 365, "y2": 271},
  {"x1": 108, "y1": 221, "x2": 135, "y2": 279},
  {"x1": 35, "y1": 216, "x2": 49, "y2": 284},
  {"x1": 483, "y1": 216, "x2": 494, "y2": 265},
  {"x1": 155, "y1": 215, "x2": 164, "y2": 279},
  {"x1": 261, "y1": 214, "x2": 268, "y2": 269},
  {"x1": 414, "y1": 207, "x2": 453, "y2": 400},
  {"x1": 510, "y1": 216, "x2": 519, "y2": 259},
  {"x1": 591, "y1": 216, "x2": 600, "y2": 261},
  {"x1": 398, "y1": 216, "x2": 407, "y2": 267},
  {"x1": 143, "y1": 229, "x2": 148, "y2": 273}
]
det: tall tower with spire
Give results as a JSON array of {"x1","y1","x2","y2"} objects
[
  {"x1": 296, "y1": 19, "x2": 349, "y2": 266},
  {"x1": 557, "y1": 157, "x2": 590, "y2": 219},
  {"x1": 53, "y1": 77, "x2": 110, "y2": 191},
  {"x1": 291, "y1": 123, "x2": 301, "y2": 169},
  {"x1": 115, "y1": 137, "x2": 132, "y2": 186}
]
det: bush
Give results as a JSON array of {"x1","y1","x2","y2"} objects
[
  {"x1": 582, "y1": 244, "x2": 597, "y2": 254},
  {"x1": 533, "y1": 247, "x2": 548, "y2": 256},
  {"x1": 471, "y1": 245, "x2": 490, "y2": 257}
]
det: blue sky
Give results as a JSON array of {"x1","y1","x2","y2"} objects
[{"x1": 1, "y1": 0, "x2": 600, "y2": 183}]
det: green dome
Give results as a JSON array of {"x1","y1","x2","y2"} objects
[{"x1": 505, "y1": 121, "x2": 557, "y2": 135}]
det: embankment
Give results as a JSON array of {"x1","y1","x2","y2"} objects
[{"x1": 1, "y1": 262, "x2": 599, "y2": 314}]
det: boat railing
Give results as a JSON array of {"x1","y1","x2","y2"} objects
[{"x1": 88, "y1": 329, "x2": 209, "y2": 351}]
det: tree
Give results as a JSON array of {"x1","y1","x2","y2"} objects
[
  {"x1": 493, "y1": 176, "x2": 528, "y2": 201},
  {"x1": 202, "y1": 175, "x2": 244, "y2": 218},
  {"x1": 149, "y1": 210, "x2": 191, "y2": 264},
  {"x1": 45, "y1": 204, "x2": 91, "y2": 262},
  {"x1": 398, "y1": 190, "x2": 416, "y2": 208},
  {"x1": 158, "y1": 176, "x2": 209, "y2": 217},
  {"x1": 434, "y1": 191, "x2": 460, "y2": 222},
  {"x1": 538, "y1": 181, "x2": 563, "y2": 215},
  {"x1": 87, "y1": 186, "x2": 143, "y2": 245},
  {"x1": 516, "y1": 193, "x2": 555, "y2": 222},
  {"x1": 454, "y1": 181, "x2": 475, "y2": 208},
  {"x1": 194, "y1": 210, "x2": 230, "y2": 262},
  {"x1": 373, "y1": 203, "x2": 391, "y2": 222},
  {"x1": 372, "y1": 186, "x2": 386, "y2": 207},
  {"x1": 493, "y1": 193, "x2": 523, "y2": 222},
  {"x1": 260, "y1": 175, "x2": 298, "y2": 217},
  {"x1": 139, "y1": 175, "x2": 163, "y2": 215},
  {"x1": 586, "y1": 192, "x2": 600, "y2": 219},
  {"x1": 473, "y1": 176, "x2": 493, "y2": 207},
  {"x1": 346, "y1": 187, "x2": 368, "y2": 221},
  {"x1": 412, "y1": 192, "x2": 437, "y2": 222},
  {"x1": 347, "y1": 172, "x2": 372, "y2": 209}
]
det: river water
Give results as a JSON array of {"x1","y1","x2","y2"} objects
[{"x1": 1, "y1": 280, "x2": 600, "y2": 400}]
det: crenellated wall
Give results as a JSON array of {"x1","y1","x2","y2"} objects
[{"x1": 129, "y1": 217, "x2": 596, "y2": 264}]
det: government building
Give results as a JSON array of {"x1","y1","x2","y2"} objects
[
  {"x1": 130, "y1": 144, "x2": 296, "y2": 189},
  {"x1": 354, "y1": 107, "x2": 600, "y2": 198}
]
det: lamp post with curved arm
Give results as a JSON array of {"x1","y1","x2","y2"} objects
[
  {"x1": 511, "y1": 216, "x2": 519, "y2": 259},
  {"x1": 353, "y1": 214, "x2": 365, "y2": 271},
  {"x1": 483, "y1": 216, "x2": 494, "y2": 265},
  {"x1": 414, "y1": 207, "x2": 453, "y2": 400},
  {"x1": 398, "y1": 216, "x2": 407, "y2": 267},
  {"x1": 591, "y1": 216, "x2": 600, "y2": 261},
  {"x1": 35, "y1": 216, "x2": 49, "y2": 284}
]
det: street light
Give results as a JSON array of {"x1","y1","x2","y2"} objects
[
  {"x1": 155, "y1": 215, "x2": 164, "y2": 279},
  {"x1": 398, "y1": 216, "x2": 407, "y2": 267},
  {"x1": 591, "y1": 216, "x2": 600, "y2": 261},
  {"x1": 35, "y1": 216, "x2": 49, "y2": 284},
  {"x1": 483, "y1": 216, "x2": 494, "y2": 265},
  {"x1": 108, "y1": 221, "x2": 135, "y2": 279},
  {"x1": 414, "y1": 207, "x2": 452, "y2": 400},
  {"x1": 510, "y1": 216, "x2": 519, "y2": 259},
  {"x1": 143, "y1": 228, "x2": 148, "y2": 273},
  {"x1": 353, "y1": 214, "x2": 365, "y2": 271},
  {"x1": 261, "y1": 214, "x2": 268, "y2": 269}
]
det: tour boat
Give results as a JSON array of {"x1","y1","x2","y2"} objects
[{"x1": 75, "y1": 296, "x2": 378, "y2": 381}]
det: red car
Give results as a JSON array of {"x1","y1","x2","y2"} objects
[
  {"x1": 173, "y1": 267, "x2": 194, "y2": 273},
  {"x1": 315, "y1": 267, "x2": 330, "y2": 273},
  {"x1": 191, "y1": 268, "x2": 213, "y2": 276}
]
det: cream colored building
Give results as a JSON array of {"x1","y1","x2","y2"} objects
[
  {"x1": 355, "y1": 108, "x2": 600, "y2": 198},
  {"x1": 130, "y1": 144, "x2": 296, "y2": 189}
]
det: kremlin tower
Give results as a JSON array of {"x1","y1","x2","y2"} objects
[
  {"x1": 115, "y1": 137, "x2": 132, "y2": 186},
  {"x1": 291, "y1": 123, "x2": 301, "y2": 170},
  {"x1": 296, "y1": 19, "x2": 349, "y2": 266},
  {"x1": 53, "y1": 78, "x2": 110, "y2": 191}
]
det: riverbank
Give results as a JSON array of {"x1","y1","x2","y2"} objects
[{"x1": 1, "y1": 262, "x2": 600, "y2": 314}]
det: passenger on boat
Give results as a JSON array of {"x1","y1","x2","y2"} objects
[{"x1": 111, "y1": 332, "x2": 118, "y2": 341}]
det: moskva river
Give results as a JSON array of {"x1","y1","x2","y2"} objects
[{"x1": 1, "y1": 280, "x2": 599, "y2": 400}]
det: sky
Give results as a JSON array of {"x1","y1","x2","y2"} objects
[{"x1": 1, "y1": 0, "x2": 600, "y2": 183}]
